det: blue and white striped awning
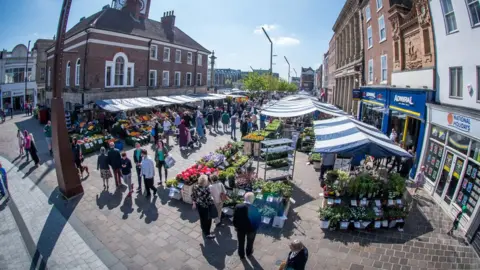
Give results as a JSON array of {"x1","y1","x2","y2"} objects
[
  {"x1": 260, "y1": 99, "x2": 347, "y2": 118},
  {"x1": 313, "y1": 116, "x2": 411, "y2": 158}
]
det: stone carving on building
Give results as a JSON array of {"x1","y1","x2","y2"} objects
[
  {"x1": 392, "y1": 18, "x2": 400, "y2": 40},
  {"x1": 416, "y1": 0, "x2": 431, "y2": 26},
  {"x1": 405, "y1": 35, "x2": 423, "y2": 70}
]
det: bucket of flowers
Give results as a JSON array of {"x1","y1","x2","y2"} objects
[
  {"x1": 259, "y1": 205, "x2": 277, "y2": 225},
  {"x1": 318, "y1": 206, "x2": 334, "y2": 229},
  {"x1": 350, "y1": 207, "x2": 373, "y2": 229}
]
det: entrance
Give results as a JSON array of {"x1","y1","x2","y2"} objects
[
  {"x1": 403, "y1": 116, "x2": 421, "y2": 151},
  {"x1": 13, "y1": 96, "x2": 23, "y2": 111},
  {"x1": 435, "y1": 150, "x2": 465, "y2": 209}
]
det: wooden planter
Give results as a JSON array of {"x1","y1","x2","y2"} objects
[
  {"x1": 253, "y1": 142, "x2": 261, "y2": 157},
  {"x1": 181, "y1": 184, "x2": 194, "y2": 204},
  {"x1": 243, "y1": 141, "x2": 253, "y2": 156}
]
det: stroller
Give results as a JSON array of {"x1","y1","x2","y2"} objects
[{"x1": 188, "y1": 128, "x2": 200, "y2": 148}]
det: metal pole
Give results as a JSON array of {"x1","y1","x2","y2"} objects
[
  {"x1": 261, "y1": 27, "x2": 273, "y2": 75},
  {"x1": 51, "y1": 0, "x2": 84, "y2": 199},
  {"x1": 24, "y1": 40, "x2": 31, "y2": 106},
  {"x1": 284, "y1": 56, "x2": 290, "y2": 83}
]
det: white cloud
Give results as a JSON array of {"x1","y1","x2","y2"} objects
[
  {"x1": 33, "y1": 33, "x2": 39, "y2": 37},
  {"x1": 272, "y1": 36, "x2": 300, "y2": 46},
  {"x1": 253, "y1": 24, "x2": 278, "y2": 34}
]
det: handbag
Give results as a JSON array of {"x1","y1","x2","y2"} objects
[
  {"x1": 208, "y1": 203, "x2": 218, "y2": 219},
  {"x1": 165, "y1": 155, "x2": 176, "y2": 168}
]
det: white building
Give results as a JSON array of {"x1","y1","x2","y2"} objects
[
  {"x1": 419, "y1": 0, "x2": 480, "y2": 243},
  {"x1": 0, "y1": 44, "x2": 37, "y2": 111}
]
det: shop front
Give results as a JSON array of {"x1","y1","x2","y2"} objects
[
  {"x1": 358, "y1": 87, "x2": 387, "y2": 132},
  {"x1": 420, "y1": 103, "x2": 480, "y2": 237}
]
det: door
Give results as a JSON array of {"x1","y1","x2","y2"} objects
[{"x1": 434, "y1": 151, "x2": 465, "y2": 209}]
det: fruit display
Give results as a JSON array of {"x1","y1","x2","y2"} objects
[
  {"x1": 242, "y1": 133, "x2": 264, "y2": 142},
  {"x1": 265, "y1": 119, "x2": 281, "y2": 132}
]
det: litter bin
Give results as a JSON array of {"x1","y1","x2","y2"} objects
[{"x1": 39, "y1": 108, "x2": 48, "y2": 125}]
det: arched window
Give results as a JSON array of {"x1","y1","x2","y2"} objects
[
  {"x1": 105, "y1": 52, "x2": 134, "y2": 88},
  {"x1": 114, "y1": 57, "x2": 125, "y2": 86},
  {"x1": 75, "y1": 59, "x2": 81, "y2": 86},
  {"x1": 66, "y1": 62, "x2": 71, "y2": 86}
]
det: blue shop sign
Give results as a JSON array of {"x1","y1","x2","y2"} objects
[
  {"x1": 361, "y1": 89, "x2": 386, "y2": 104},
  {"x1": 388, "y1": 91, "x2": 427, "y2": 118}
]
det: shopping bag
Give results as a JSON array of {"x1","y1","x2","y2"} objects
[
  {"x1": 165, "y1": 155, "x2": 176, "y2": 168},
  {"x1": 208, "y1": 204, "x2": 218, "y2": 219}
]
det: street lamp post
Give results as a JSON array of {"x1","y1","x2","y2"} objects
[
  {"x1": 293, "y1": 68, "x2": 298, "y2": 77},
  {"x1": 261, "y1": 27, "x2": 273, "y2": 75},
  {"x1": 284, "y1": 56, "x2": 290, "y2": 83},
  {"x1": 51, "y1": 0, "x2": 83, "y2": 199}
]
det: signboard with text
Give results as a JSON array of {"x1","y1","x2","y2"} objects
[
  {"x1": 361, "y1": 89, "x2": 386, "y2": 103},
  {"x1": 388, "y1": 91, "x2": 427, "y2": 118},
  {"x1": 431, "y1": 108, "x2": 480, "y2": 136}
]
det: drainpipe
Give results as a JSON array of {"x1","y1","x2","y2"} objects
[
  {"x1": 82, "y1": 29, "x2": 89, "y2": 105},
  {"x1": 146, "y1": 39, "x2": 152, "y2": 97},
  {"x1": 193, "y1": 50, "x2": 198, "y2": 94}
]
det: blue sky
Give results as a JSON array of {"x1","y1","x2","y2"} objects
[{"x1": 0, "y1": 0, "x2": 344, "y2": 80}]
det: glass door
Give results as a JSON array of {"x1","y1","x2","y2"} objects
[{"x1": 434, "y1": 151, "x2": 465, "y2": 208}]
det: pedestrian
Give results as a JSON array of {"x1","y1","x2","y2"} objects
[
  {"x1": 174, "y1": 112, "x2": 181, "y2": 128},
  {"x1": 183, "y1": 112, "x2": 192, "y2": 129},
  {"x1": 8, "y1": 103, "x2": 13, "y2": 119},
  {"x1": 279, "y1": 240, "x2": 309, "y2": 270},
  {"x1": 23, "y1": 130, "x2": 31, "y2": 162},
  {"x1": 28, "y1": 133, "x2": 40, "y2": 167},
  {"x1": 44, "y1": 120, "x2": 53, "y2": 156},
  {"x1": 448, "y1": 205, "x2": 467, "y2": 235},
  {"x1": 154, "y1": 140, "x2": 168, "y2": 186},
  {"x1": 209, "y1": 174, "x2": 227, "y2": 226},
  {"x1": 196, "y1": 114, "x2": 205, "y2": 139},
  {"x1": 233, "y1": 192, "x2": 261, "y2": 259},
  {"x1": 97, "y1": 146, "x2": 112, "y2": 190},
  {"x1": 163, "y1": 118, "x2": 172, "y2": 147},
  {"x1": 221, "y1": 110, "x2": 230, "y2": 133},
  {"x1": 230, "y1": 113, "x2": 238, "y2": 140},
  {"x1": 107, "y1": 142, "x2": 122, "y2": 187},
  {"x1": 179, "y1": 120, "x2": 188, "y2": 150},
  {"x1": 240, "y1": 119, "x2": 248, "y2": 138},
  {"x1": 140, "y1": 149, "x2": 157, "y2": 197},
  {"x1": 399, "y1": 150, "x2": 414, "y2": 178},
  {"x1": 153, "y1": 122, "x2": 160, "y2": 145},
  {"x1": 0, "y1": 161, "x2": 8, "y2": 198},
  {"x1": 213, "y1": 107, "x2": 221, "y2": 132},
  {"x1": 132, "y1": 143, "x2": 143, "y2": 192},
  {"x1": 319, "y1": 153, "x2": 336, "y2": 183},
  {"x1": 17, "y1": 129, "x2": 25, "y2": 156},
  {"x1": 414, "y1": 165, "x2": 426, "y2": 194},
  {"x1": 72, "y1": 138, "x2": 87, "y2": 177},
  {"x1": 0, "y1": 108, "x2": 5, "y2": 123},
  {"x1": 191, "y1": 174, "x2": 216, "y2": 239},
  {"x1": 206, "y1": 109, "x2": 214, "y2": 134},
  {"x1": 251, "y1": 113, "x2": 258, "y2": 131},
  {"x1": 260, "y1": 114, "x2": 266, "y2": 129},
  {"x1": 121, "y1": 151, "x2": 133, "y2": 196}
]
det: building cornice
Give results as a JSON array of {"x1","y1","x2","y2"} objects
[{"x1": 333, "y1": 0, "x2": 357, "y2": 32}]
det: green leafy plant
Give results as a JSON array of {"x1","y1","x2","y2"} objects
[
  {"x1": 318, "y1": 206, "x2": 335, "y2": 221},
  {"x1": 259, "y1": 205, "x2": 277, "y2": 218},
  {"x1": 252, "y1": 178, "x2": 265, "y2": 190},
  {"x1": 387, "y1": 173, "x2": 406, "y2": 198},
  {"x1": 166, "y1": 179, "x2": 178, "y2": 187},
  {"x1": 311, "y1": 153, "x2": 322, "y2": 162},
  {"x1": 265, "y1": 119, "x2": 281, "y2": 132},
  {"x1": 266, "y1": 158, "x2": 289, "y2": 168}
]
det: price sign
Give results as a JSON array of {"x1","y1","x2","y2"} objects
[
  {"x1": 177, "y1": 183, "x2": 184, "y2": 189},
  {"x1": 224, "y1": 160, "x2": 230, "y2": 167},
  {"x1": 375, "y1": 200, "x2": 381, "y2": 207},
  {"x1": 327, "y1": 198, "x2": 334, "y2": 205},
  {"x1": 262, "y1": 217, "x2": 271, "y2": 224},
  {"x1": 256, "y1": 194, "x2": 263, "y2": 200},
  {"x1": 388, "y1": 199, "x2": 394, "y2": 206},
  {"x1": 360, "y1": 199, "x2": 368, "y2": 206},
  {"x1": 97, "y1": 139, "x2": 102, "y2": 144},
  {"x1": 351, "y1": 200, "x2": 357, "y2": 206},
  {"x1": 334, "y1": 199, "x2": 341, "y2": 204},
  {"x1": 267, "y1": 196, "x2": 275, "y2": 202},
  {"x1": 354, "y1": 222, "x2": 361, "y2": 229},
  {"x1": 374, "y1": 221, "x2": 381, "y2": 228},
  {"x1": 305, "y1": 136, "x2": 310, "y2": 140},
  {"x1": 396, "y1": 199, "x2": 402, "y2": 205}
]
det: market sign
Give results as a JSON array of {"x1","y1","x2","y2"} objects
[
  {"x1": 447, "y1": 113, "x2": 471, "y2": 133},
  {"x1": 393, "y1": 95, "x2": 414, "y2": 106},
  {"x1": 352, "y1": 89, "x2": 361, "y2": 100},
  {"x1": 361, "y1": 91, "x2": 385, "y2": 102}
]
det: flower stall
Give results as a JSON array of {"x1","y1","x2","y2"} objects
[{"x1": 318, "y1": 170, "x2": 410, "y2": 231}]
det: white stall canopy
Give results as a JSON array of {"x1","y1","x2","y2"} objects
[{"x1": 260, "y1": 99, "x2": 347, "y2": 118}]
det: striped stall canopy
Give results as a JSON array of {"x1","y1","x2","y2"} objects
[
  {"x1": 313, "y1": 116, "x2": 412, "y2": 158},
  {"x1": 260, "y1": 99, "x2": 347, "y2": 118}
]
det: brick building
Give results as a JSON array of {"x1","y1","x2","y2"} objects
[
  {"x1": 300, "y1": 67, "x2": 314, "y2": 91},
  {"x1": 327, "y1": 36, "x2": 336, "y2": 105},
  {"x1": 45, "y1": 1, "x2": 210, "y2": 109},
  {"x1": 33, "y1": 39, "x2": 54, "y2": 105}
]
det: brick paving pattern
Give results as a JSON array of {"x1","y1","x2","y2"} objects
[{"x1": 0, "y1": 115, "x2": 479, "y2": 269}]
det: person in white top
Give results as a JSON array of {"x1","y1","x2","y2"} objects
[
  {"x1": 163, "y1": 118, "x2": 172, "y2": 146},
  {"x1": 209, "y1": 174, "x2": 227, "y2": 225},
  {"x1": 174, "y1": 112, "x2": 181, "y2": 127},
  {"x1": 140, "y1": 149, "x2": 157, "y2": 197},
  {"x1": 389, "y1": 128, "x2": 397, "y2": 142}
]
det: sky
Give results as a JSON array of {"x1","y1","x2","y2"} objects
[{"x1": 0, "y1": 0, "x2": 345, "y2": 81}]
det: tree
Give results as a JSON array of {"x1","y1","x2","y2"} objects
[
  {"x1": 264, "y1": 75, "x2": 279, "y2": 91},
  {"x1": 243, "y1": 73, "x2": 267, "y2": 91}
]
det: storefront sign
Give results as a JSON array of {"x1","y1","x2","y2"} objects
[
  {"x1": 12, "y1": 90, "x2": 24, "y2": 97},
  {"x1": 389, "y1": 91, "x2": 427, "y2": 118},
  {"x1": 393, "y1": 95, "x2": 414, "y2": 106},
  {"x1": 352, "y1": 89, "x2": 361, "y2": 100},
  {"x1": 361, "y1": 90, "x2": 385, "y2": 103},
  {"x1": 447, "y1": 113, "x2": 471, "y2": 133}
]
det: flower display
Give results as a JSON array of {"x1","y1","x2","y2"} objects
[
  {"x1": 199, "y1": 152, "x2": 226, "y2": 168},
  {"x1": 176, "y1": 164, "x2": 218, "y2": 185}
]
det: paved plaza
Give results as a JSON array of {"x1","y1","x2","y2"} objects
[{"x1": 1, "y1": 114, "x2": 480, "y2": 270}]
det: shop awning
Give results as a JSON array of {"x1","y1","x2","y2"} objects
[
  {"x1": 95, "y1": 99, "x2": 139, "y2": 112},
  {"x1": 281, "y1": 95, "x2": 318, "y2": 102},
  {"x1": 260, "y1": 99, "x2": 347, "y2": 118},
  {"x1": 312, "y1": 116, "x2": 412, "y2": 158},
  {"x1": 187, "y1": 93, "x2": 226, "y2": 100},
  {"x1": 152, "y1": 95, "x2": 200, "y2": 104}
]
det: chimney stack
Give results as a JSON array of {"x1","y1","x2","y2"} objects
[{"x1": 161, "y1": 10, "x2": 176, "y2": 41}]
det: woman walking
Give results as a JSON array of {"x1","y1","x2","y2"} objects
[
  {"x1": 209, "y1": 174, "x2": 227, "y2": 226},
  {"x1": 28, "y1": 133, "x2": 40, "y2": 166},
  {"x1": 279, "y1": 240, "x2": 309, "y2": 270},
  {"x1": 153, "y1": 122, "x2": 160, "y2": 145},
  {"x1": 179, "y1": 120, "x2": 188, "y2": 150},
  {"x1": 24, "y1": 130, "x2": 31, "y2": 162},
  {"x1": 97, "y1": 147, "x2": 112, "y2": 190},
  {"x1": 72, "y1": 138, "x2": 88, "y2": 178},
  {"x1": 154, "y1": 141, "x2": 168, "y2": 186},
  {"x1": 121, "y1": 151, "x2": 133, "y2": 196},
  {"x1": 17, "y1": 130, "x2": 25, "y2": 156},
  {"x1": 191, "y1": 175, "x2": 216, "y2": 239},
  {"x1": 196, "y1": 114, "x2": 205, "y2": 139},
  {"x1": 221, "y1": 110, "x2": 230, "y2": 133}
]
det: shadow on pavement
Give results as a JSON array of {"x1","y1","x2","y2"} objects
[
  {"x1": 96, "y1": 188, "x2": 124, "y2": 210},
  {"x1": 200, "y1": 225, "x2": 236, "y2": 270},
  {"x1": 120, "y1": 196, "x2": 134, "y2": 220},
  {"x1": 30, "y1": 188, "x2": 83, "y2": 270},
  {"x1": 134, "y1": 193, "x2": 159, "y2": 224}
]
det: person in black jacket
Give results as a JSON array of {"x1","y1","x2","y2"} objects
[
  {"x1": 121, "y1": 151, "x2": 133, "y2": 196},
  {"x1": 283, "y1": 240, "x2": 308, "y2": 270},
  {"x1": 97, "y1": 147, "x2": 112, "y2": 189},
  {"x1": 107, "y1": 142, "x2": 122, "y2": 187},
  {"x1": 240, "y1": 120, "x2": 248, "y2": 139},
  {"x1": 213, "y1": 107, "x2": 221, "y2": 132},
  {"x1": 399, "y1": 150, "x2": 414, "y2": 178},
  {"x1": 233, "y1": 192, "x2": 261, "y2": 259},
  {"x1": 132, "y1": 143, "x2": 143, "y2": 192}
]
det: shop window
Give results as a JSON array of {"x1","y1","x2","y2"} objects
[
  {"x1": 456, "y1": 161, "x2": 480, "y2": 216},
  {"x1": 361, "y1": 103, "x2": 383, "y2": 130},
  {"x1": 424, "y1": 140, "x2": 445, "y2": 182},
  {"x1": 430, "y1": 125, "x2": 447, "y2": 143},
  {"x1": 447, "y1": 130, "x2": 470, "y2": 155},
  {"x1": 470, "y1": 140, "x2": 480, "y2": 162},
  {"x1": 388, "y1": 110, "x2": 406, "y2": 144}
]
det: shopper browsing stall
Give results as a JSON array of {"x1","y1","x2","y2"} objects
[
  {"x1": 140, "y1": 149, "x2": 157, "y2": 197},
  {"x1": 154, "y1": 141, "x2": 168, "y2": 186},
  {"x1": 121, "y1": 151, "x2": 133, "y2": 196},
  {"x1": 233, "y1": 192, "x2": 261, "y2": 259},
  {"x1": 191, "y1": 175, "x2": 216, "y2": 239}
]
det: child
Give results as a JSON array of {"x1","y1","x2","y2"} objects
[{"x1": 447, "y1": 205, "x2": 467, "y2": 235}]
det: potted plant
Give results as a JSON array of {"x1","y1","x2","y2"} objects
[
  {"x1": 338, "y1": 206, "x2": 351, "y2": 229},
  {"x1": 259, "y1": 205, "x2": 277, "y2": 224},
  {"x1": 311, "y1": 153, "x2": 322, "y2": 169},
  {"x1": 318, "y1": 206, "x2": 334, "y2": 229}
]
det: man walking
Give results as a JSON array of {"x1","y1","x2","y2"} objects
[
  {"x1": 44, "y1": 121, "x2": 53, "y2": 156},
  {"x1": 133, "y1": 143, "x2": 143, "y2": 192},
  {"x1": 140, "y1": 149, "x2": 157, "y2": 197},
  {"x1": 230, "y1": 113, "x2": 238, "y2": 140},
  {"x1": 107, "y1": 142, "x2": 122, "y2": 187},
  {"x1": 233, "y1": 192, "x2": 261, "y2": 259}
]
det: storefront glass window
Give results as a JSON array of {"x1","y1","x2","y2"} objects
[
  {"x1": 455, "y1": 161, "x2": 480, "y2": 217},
  {"x1": 470, "y1": 140, "x2": 480, "y2": 162},
  {"x1": 424, "y1": 140, "x2": 445, "y2": 182},
  {"x1": 361, "y1": 103, "x2": 384, "y2": 130},
  {"x1": 430, "y1": 125, "x2": 447, "y2": 143},
  {"x1": 389, "y1": 110, "x2": 406, "y2": 144},
  {"x1": 447, "y1": 131, "x2": 470, "y2": 156}
]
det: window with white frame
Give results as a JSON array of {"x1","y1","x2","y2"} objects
[
  {"x1": 187, "y1": 52, "x2": 193, "y2": 65},
  {"x1": 66, "y1": 62, "x2": 71, "y2": 86},
  {"x1": 380, "y1": 55, "x2": 387, "y2": 82},
  {"x1": 466, "y1": 0, "x2": 480, "y2": 26},
  {"x1": 149, "y1": 70, "x2": 157, "y2": 87},
  {"x1": 376, "y1": 0, "x2": 382, "y2": 10},
  {"x1": 449, "y1": 67, "x2": 463, "y2": 98},
  {"x1": 186, "y1": 72, "x2": 192, "y2": 86},
  {"x1": 378, "y1": 15, "x2": 386, "y2": 42},
  {"x1": 175, "y1": 71, "x2": 181, "y2": 86},
  {"x1": 162, "y1": 71, "x2": 169, "y2": 87},
  {"x1": 105, "y1": 52, "x2": 135, "y2": 87},
  {"x1": 75, "y1": 59, "x2": 81, "y2": 86},
  {"x1": 365, "y1": 5, "x2": 371, "y2": 22},
  {"x1": 197, "y1": 54, "x2": 203, "y2": 66},
  {"x1": 150, "y1": 45, "x2": 158, "y2": 59},
  {"x1": 196, "y1": 73, "x2": 202, "y2": 85},
  {"x1": 163, "y1": 47, "x2": 170, "y2": 61},
  {"x1": 368, "y1": 59, "x2": 373, "y2": 83},
  {"x1": 175, "y1": 50, "x2": 182, "y2": 63},
  {"x1": 441, "y1": 0, "x2": 458, "y2": 33},
  {"x1": 367, "y1": 26, "x2": 373, "y2": 48}
]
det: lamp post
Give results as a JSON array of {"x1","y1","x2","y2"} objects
[
  {"x1": 261, "y1": 27, "x2": 273, "y2": 75},
  {"x1": 284, "y1": 56, "x2": 290, "y2": 83},
  {"x1": 293, "y1": 68, "x2": 298, "y2": 77},
  {"x1": 51, "y1": 0, "x2": 83, "y2": 198}
]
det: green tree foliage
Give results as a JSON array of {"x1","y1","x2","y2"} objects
[{"x1": 243, "y1": 73, "x2": 298, "y2": 92}]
